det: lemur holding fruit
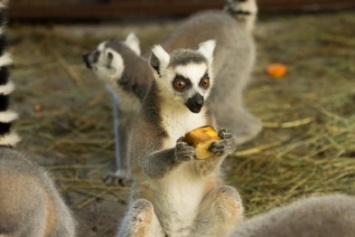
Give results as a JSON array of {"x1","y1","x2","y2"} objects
[
  {"x1": 83, "y1": 0, "x2": 260, "y2": 186},
  {"x1": 117, "y1": 41, "x2": 243, "y2": 237}
]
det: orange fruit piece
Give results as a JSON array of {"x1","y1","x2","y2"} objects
[{"x1": 266, "y1": 63, "x2": 287, "y2": 78}]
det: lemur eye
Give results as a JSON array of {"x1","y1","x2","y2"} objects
[
  {"x1": 199, "y1": 74, "x2": 210, "y2": 89},
  {"x1": 173, "y1": 79, "x2": 186, "y2": 91}
]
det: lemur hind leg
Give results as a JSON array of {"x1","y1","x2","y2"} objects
[
  {"x1": 103, "y1": 92, "x2": 131, "y2": 186},
  {"x1": 191, "y1": 185, "x2": 244, "y2": 237},
  {"x1": 118, "y1": 199, "x2": 165, "y2": 237},
  {"x1": 225, "y1": 0, "x2": 258, "y2": 32}
]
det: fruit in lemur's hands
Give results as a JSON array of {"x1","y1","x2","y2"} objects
[{"x1": 184, "y1": 126, "x2": 221, "y2": 160}]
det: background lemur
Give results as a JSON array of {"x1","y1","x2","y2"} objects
[
  {"x1": 117, "y1": 41, "x2": 243, "y2": 237},
  {"x1": 229, "y1": 194, "x2": 355, "y2": 237},
  {"x1": 83, "y1": 0, "x2": 261, "y2": 186},
  {"x1": 0, "y1": 1, "x2": 76, "y2": 236}
]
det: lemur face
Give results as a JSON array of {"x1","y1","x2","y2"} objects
[
  {"x1": 149, "y1": 40, "x2": 216, "y2": 114},
  {"x1": 82, "y1": 33, "x2": 141, "y2": 85}
]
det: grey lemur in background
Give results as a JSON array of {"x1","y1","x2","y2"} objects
[
  {"x1": 117, "y1": 40, "x2": 243, "y2": 237},
  {"x1": 229, "y1": 194, "x2": 355, "y2": 237},
  {"x1": 83, "y1": 0, "x2": 260, "y2": 186},
  {"x1": 0, "y1": 1, "x2": 76, "y2": 236}
]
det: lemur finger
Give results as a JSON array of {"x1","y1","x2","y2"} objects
[
  {"x1": 218, "y1": 129, "x2": 233, "y2": 140},
  {"x1": 177, "y1": 136, "x2": 185, "y2": 143},
  {"x1": 209, "y1": 141, "x2": 225, "y2": 156}
]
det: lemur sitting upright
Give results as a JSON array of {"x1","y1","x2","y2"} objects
[
  {"x1": 83, "y1": 0, "x2": 260, "y2": 186},
  {"x1": 117, "y1": 40, "x2": 243, "y2": 237},
  {"x1": 0, "y1": 1, "x2": 76, "y2": 236},
  {"x1": 229, "y1": 194, "x2": 355, "y2": 237}
]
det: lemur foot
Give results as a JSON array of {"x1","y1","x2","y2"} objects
[
  {"x1": 209, "y1": 129, "x2": 236, "y2": 156},
  {"x1": 224, "y1": 0, "x2": 258, "y2": 32},
  {"x1": 102, "y1": 169, "x2": 131, "y2": 186},
  {"x1": 174, "y1": 137, "x2": 196, "y2": 162}
]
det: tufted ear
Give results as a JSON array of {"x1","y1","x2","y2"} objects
[
  {"x1": 124, "y1": 32, "x2": 141, "y2": 56},
  {"x1": 149, "y1": 45, "x2": 170, "y2": 76},
  {"x1": 198, "y1": 39, "x2": 216, "y2": 63}
]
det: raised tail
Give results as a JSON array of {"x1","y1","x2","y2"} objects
[
  {"x1": 0, "y1": 0, "x2": 20, "y2": 146},
  {"x1": 224, "y1": 0, "x2": 258, "y2": 32}
]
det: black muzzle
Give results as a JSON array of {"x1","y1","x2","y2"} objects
[{"x1": 186, "y1": 94, "x2": 204, "y2": 113}]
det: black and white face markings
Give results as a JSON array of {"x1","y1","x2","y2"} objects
[
  {"x1": 171, "y1": 66, "x2": 211, "y2": 113},
  {"x1": 82, "y1": 33, "x2": 141, "y2": 82},
  {"x1": 149, "y1": 39, "x2": 216, "y2": 113}
]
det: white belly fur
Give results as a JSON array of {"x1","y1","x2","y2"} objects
[{"x1": 153, "y1": 103, "x2": 210, "y2": 236}]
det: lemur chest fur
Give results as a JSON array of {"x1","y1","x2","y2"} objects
[
  {"x1": 160, "y1": 102, "x2": 209, "y2": 148},
  {"x1": 154, "y1": 101, "x2": 210, "y2": 236}
]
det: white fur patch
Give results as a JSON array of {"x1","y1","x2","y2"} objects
[
  {"x1": 151, "y1": 45, "x2": 170, "y2": 73},
  {"x1": 174, "y1": 63, "x2": 212, "y2": 98},
  {"x1": 198, "y1": 40, "x2": 216, "y2": 64},
  {"x1": 0, "y1": 111, "x2": 18, "y2": 123},
  {"x1": 0, "y1": 53, "x2": 12, "y2": 67},
  {"x1": 155, "y1": 101, "x2": 208, "y2": 235},
  {"x1": 0, "y1": 81, "x2": 14, "y2": 95},
  {"x1": 95, "y1": 48, "x2": 125, "y2": 84},
  {"x1": 0, "y1": 132, "x2": 21, "y2": 146},
  {"x1": 124, "y1": 33, "x2": 141, "y2": 56},
  {"x1": 97, "y1": 41, "x2": 107, "y2": 52}
]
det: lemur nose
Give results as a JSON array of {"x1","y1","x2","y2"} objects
[{"x1": 193, "y1": 94, "x2": 204, "y2": 106}]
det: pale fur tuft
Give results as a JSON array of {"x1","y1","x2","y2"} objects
[
  {"x1": 198, "y1": 40, "x2": 216, "y2": 64},
  {"x1": 151, "y1": 45, "x2": 170, "y2": 72},
  {"x1": 124, "y1": 33, "x2": 141, "y2": 56},
  {"x1": 0, "y1": 111, "x2": 18, "y2": 123},
  {"x1": 0, "y1": 81, "x2": 14, "y2": 95},
  {"x1": 0, "y1": 132, "x2": 21, "y2": 146},
  {"x1": 0, "y1": 53, "x2": 13, "y2": 67}
]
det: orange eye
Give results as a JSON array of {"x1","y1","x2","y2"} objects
[
  {"x1": 173, "y1": 79, "x2": 186, "y2": 91},
  {"x1": 200, "y1": 77, "x2": 210, "y2": 89}
]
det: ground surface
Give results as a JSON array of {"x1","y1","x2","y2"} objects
[{"x1": 8, "y1": 11, "x2": 355, "y2": 237}]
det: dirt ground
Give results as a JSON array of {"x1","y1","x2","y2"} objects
[{"x1": 8, "y1": 10, "x2": 355, "y2": 237}]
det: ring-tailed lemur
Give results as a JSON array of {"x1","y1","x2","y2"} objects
[
  {"x1": 117, "y1": 40, "x2": 243, "y2": 237},
  {"x1": 0, "y1": 1, "x2": 76, "y2": 236},
  {"x1": 83, "y1": 0, "x2": 261, "y2": 186},
  {"x1": 229, "y1": 194, "x2": 355, "y2": 237}
]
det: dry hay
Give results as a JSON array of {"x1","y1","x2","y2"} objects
[{"x1": 7, "y1": 11, "x2": 355, "y2": 234}]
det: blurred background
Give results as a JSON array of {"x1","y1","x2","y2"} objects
[
  {"x1": 8, "y1": 0, "x2": 355, "y2": 19},
  {"x1": 7, "y1": 1, "x2": 355, "y2": 237}
]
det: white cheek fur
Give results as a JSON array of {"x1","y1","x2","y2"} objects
[{"x1": 94, "y1": 49, "x2": 125, "y2": 85}]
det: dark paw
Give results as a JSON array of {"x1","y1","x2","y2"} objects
[
  {"x1": 209, "y1": 129, "x2": 236, "y2": 156},
  {"x1": 175, "y1": 138, "x2": 196, "y2": 162},
  {"x1": 102, "y1": 170, "x2": 131, "y2": 186}
]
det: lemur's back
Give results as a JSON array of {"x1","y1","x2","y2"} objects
[
  {"x1": 0, "y1": 148, "x2": 76, "y2": 237},
  {"x1": 230, "y1": 194, "x2": 355, "y2": 237}
]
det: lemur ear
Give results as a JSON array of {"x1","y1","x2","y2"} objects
[
  {"x1": 124, "y1": 32, "x2": 141, "y2": 56},
  {"x1": 149, "y1": 45, "x2": 170, "y2": 75},
  {"x1": 198, "y1": 39, "x2": 216, "y2": 63}
]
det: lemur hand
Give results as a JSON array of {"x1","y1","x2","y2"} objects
[
  {"x1": 174, "y1": 137, "x2": 196, "y2": 162},
  {"x1": 209, "y1": 129, "x2": 236, "y2": 156}
]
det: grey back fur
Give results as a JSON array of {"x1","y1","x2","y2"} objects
[
  {"x1": 230, "y1": 194, "x2": 355, "y2": 237},
  {"x1": 0, "y1": 148, "x2": 76, "y2": 237}
]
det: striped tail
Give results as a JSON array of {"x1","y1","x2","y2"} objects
[{"x1": 0, "y1": 0, "x2": 20, "y2": 146}]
